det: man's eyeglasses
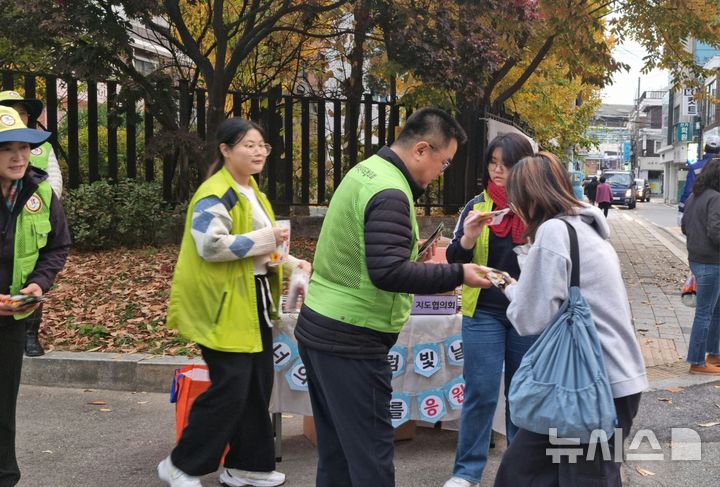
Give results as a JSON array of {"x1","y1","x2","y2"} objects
[{"x1": 427, "y1": 143, "x2": 453, "y2": 172}]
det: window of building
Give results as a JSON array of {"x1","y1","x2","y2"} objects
[
  {"x1": 706, "y1": 80, "x2": 717, "y2": 126},
  {"x1": 133, "y1": 57, "x2": 157, "y2": 76}
]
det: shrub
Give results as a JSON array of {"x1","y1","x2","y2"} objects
[{"x1": 63, "y1": 179, "x2": 187, "y2": 250}]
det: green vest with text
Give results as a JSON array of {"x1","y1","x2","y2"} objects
[
  {"x1": 12, "y1": 181, "x2": 53, "y2": 320},
  {"x1": 305, "y1": 155, "x2": 419, "y2": 333},
  {"x1": 29, "y1": 142, "x2": 51, "y2": 171},
  {"x1": 461, "y1": 191, "x2": 494, "y2": 317},
  {"x1": 166, "y1": 167, "x2": 282, "y2": 352}
]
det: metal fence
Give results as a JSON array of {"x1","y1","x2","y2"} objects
[{"x1": 3, "y1": 70, "x2": 533, "y2": 213}]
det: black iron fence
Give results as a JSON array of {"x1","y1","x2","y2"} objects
[{"x1": 2, "y1": 70, "x2": 533, "y2": 213}]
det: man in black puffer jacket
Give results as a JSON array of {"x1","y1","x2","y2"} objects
[{"x1": 295, "y1": 108, "x2": 491, "y2": 487}]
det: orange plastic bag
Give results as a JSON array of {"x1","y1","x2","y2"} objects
[
  {"x1": 170, "y1": 365, "x2": 212, "y2": 441},
  {"x1": 681, "y1": 272, "x2": 697, "y2": 308},
  {"x1": 170, "y1": 364, "x2": 228, "y2": 462}
]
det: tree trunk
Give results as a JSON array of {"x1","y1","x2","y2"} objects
[{"x1": 342, "y1": 1, "x2": 371, "y2": 170}]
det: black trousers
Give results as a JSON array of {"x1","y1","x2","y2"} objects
[
  {"x1": 0, "y1": 318, "x2": 25, "y2": 487},
  {"x1": 599, "y1": 202, "x2": 611, "y2": 217},
  {"x1": 494, "y1": 392, "x2": 642, "y2": 487},
  {"x1": 171, "y1": 277, "x2": 276, "y2": 477},
  {"x1": 298, "y1": 343, "x2": 394, "y2": 487}
]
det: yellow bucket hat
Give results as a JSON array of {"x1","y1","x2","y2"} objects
[
  {"x1": 0, "y1": 106, "x2": 50, "y2": 148},
  {"x1": 0, "y1": 90, "x2": 44, "y2": 122}
]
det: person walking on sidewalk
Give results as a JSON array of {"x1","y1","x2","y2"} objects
[
  {"x1": 0, "y1": 106, "x2": 70, "y2": 487},
  {"x1": 494, "y1": 152, "x2": 647, "y2": 487},
  {"x1": 294, "y1": 108, "x2": 491, "y2": 487},
  {"x1": 678, "y1": 135, "x2": 720, "y2": 225},
  {"x1": 443, "y1": 133, "x2": 538, "y2": 487},
  {"x1": 0, "y1": 90, "x2": 64, "y2": 357},
  {"x1": 158, "y1": 118, "x2": 311, "y2": 487},
  {"x1": 595, "y1": 176, "x2": 612, "y2": 217},
  {"x1": 584, "y1": 176, "x2": 598, "y2": 205},
  {"x1": 681, "y1": 157, "x2": 720, "y2": 375}
]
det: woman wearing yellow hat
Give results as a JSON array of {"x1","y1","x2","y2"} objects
[
  {"x1": 0, "y1": 106, "x2": 70, "y2": 487},
  {"x1": 0, "y1": 90, "x2": 64, "y2": 356}
]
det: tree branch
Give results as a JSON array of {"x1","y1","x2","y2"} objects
[
  {"x1": 162, "y1": 0, "x2": 214, "y2": 84},
  {"x1": 492, "y1": 34, "x2": 556, "y2": 108}
]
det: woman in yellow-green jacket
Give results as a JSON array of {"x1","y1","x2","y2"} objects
[{"x1": 158, "y1": 118, "x2": 310, "y2": 487}]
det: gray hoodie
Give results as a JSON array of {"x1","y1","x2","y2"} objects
[{"x1": 504, "y1": 205, "x2": 648, "y2": 398}]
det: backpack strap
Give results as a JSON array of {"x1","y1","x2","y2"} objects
[{"x1": 561, "y1": 220, "x2": 580, "y2": 288}]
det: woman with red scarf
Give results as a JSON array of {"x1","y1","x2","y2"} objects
[{"x1": 443, "y1": 133, "x2": 539, "y2": 487}]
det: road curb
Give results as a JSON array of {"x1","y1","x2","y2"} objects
[{"x1": 20, "y1": 351, "x2": 204, "y2": 392}]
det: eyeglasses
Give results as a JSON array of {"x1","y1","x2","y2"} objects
[
  {"x1": 427, "y1": 143, "x2": 453, "y2": 172},
  {"x1": 239, "y1": 143, "x2": 272, "y2": 155},
  {"x1": 488, "y1": 161, "x2": 510, "y2": 172}
]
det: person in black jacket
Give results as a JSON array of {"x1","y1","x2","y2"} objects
[
  {"x1": 295, "y1": 108, "x2": 491, "y2": 487},
  {"x1": 0, "y1": 106, "x2": 70, "y2": 487},
  {"x1": 681, "y1": 157, "x2": 720, "y2": 375},
  {"x1": 584, "y1": 176, "x2": 598, "y2": 205}
]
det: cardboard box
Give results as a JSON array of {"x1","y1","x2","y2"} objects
[
  {"x1": 411, "y1": 294, "x2": 458, "y2": 315},
  {"x1": 303, "y1": 416, "x2": 416, "y2": 445}
]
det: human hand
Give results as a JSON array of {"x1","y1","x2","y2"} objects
[
  {"x1": 461, "y1": 211, "x2": 491, "y2": 249},
  {"x1": 296, "y1": 260, "x2": 312, "y2": 278},
  {"x1": 462, "y1": 264, "x2": 493, "y2": 288},
  {"x1": 417, "y1": 239, "x2": 438, "y2": 262},
  {"x1": 273, "y1": 226, "x2": 289, "y2": 246},
  {"x1": 0, "y1": 283, "x2": 43, "y2": 316}
]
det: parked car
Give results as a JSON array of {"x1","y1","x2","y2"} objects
[
  {"x1": 635, "y1": 178, "x2": 651, "y2": 202},
  {"x1": 603, "y1": 171, "x2": 637, "y2": 209}
]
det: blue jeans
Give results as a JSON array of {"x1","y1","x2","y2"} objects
[
  {"x1": 451, "y1": 308, "x2": 538, "y2": 484},
  {"x1": 687, "y1": 261, "x2": 720, "y2": 365}
]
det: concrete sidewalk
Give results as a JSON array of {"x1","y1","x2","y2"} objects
[{"x1": 607, "y1": 207, "x2": 718, "y2": 389}]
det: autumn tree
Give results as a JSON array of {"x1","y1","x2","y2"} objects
[
  {"x1": 378, "y1": 0, "x2": 720, "y2": 203},
  {"x1": 2, "y1": 0, "x2": 347, "y2": 199}
]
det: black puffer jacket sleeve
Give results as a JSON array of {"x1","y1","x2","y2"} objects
[{"x1": 364, "y1": 189, "x2": 464, "y2": 294}]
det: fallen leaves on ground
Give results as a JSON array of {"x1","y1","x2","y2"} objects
[
  {"x1": 635, "y1": 465, "x2": 655, "y2": 476},
  {"x1": 665, "y1": 386, "x2": 684, "y2": 393},
  {"x1": 42, "y1": 239, "x2": 317, "y2": 356}
]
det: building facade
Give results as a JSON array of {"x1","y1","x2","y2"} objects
[{"x1": 630, "y1": 90, "x2": 666, "y2": 193}]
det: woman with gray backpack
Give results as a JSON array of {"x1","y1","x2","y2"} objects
[{"x1": 490, "y1": 152, "x2": 648, "y2": 486}]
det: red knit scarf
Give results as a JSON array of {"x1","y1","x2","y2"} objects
[{"x1": 487, "y1": 180, "x2": 527, "y2": 244}]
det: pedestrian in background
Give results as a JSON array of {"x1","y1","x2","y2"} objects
[
  {"x1": 295, "y1": 108, "x2": 491, "y2": 487},
  {"x1": 443, "y1": 133, "x2": 537, "y2": 487},
  {"x1": 0, "y1": 90, "x2": 64, "y2": 357},
  {"x1": 678, "y1": 135, "x2": 720, "y2": 225},
  {"x1": 0, "y1": 106, "x2": 70, "y2": 487},
  {"x1": 681, "y1": 157, "x2": 720, "y2": 375},
  {"x1": 158, "y1": 118, "x2": 311, "y2": 487},
  {"x1": 584, "y1": 176, "x2": 598, "y2": 205},
  {"x1": 595, "y1": 176, "x2": 612, "y2": 217},
  {"x1": 494, "y1": 152, "x2": 647, "y2": 487}
]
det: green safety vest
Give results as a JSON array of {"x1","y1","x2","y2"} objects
[
  {"x1": 166, "y1": 167, "x2": 282, "y2": 353},
  {"x1": 305, "y1": 155, "x2": 419, "y2": 333},
  {"x1": 461, "y1": 191, "x2": 494, "y2": 318},
  {"x1": 12, "y1": 180, "x2": 53, "y2": 320},
  {"x1": 29, "y1": 142, "x2": 51, "y2": 172}
]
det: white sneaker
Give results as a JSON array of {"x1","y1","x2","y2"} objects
[
  {"x1": 157, "y1": 456, "x2": 203, "y2": 487},
  {"x1": 219, "y1": 467, "x2": 286, "y2": 487},
  {"x1": 443, "y1": 477, "x2": 478, "y2": 487}
]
